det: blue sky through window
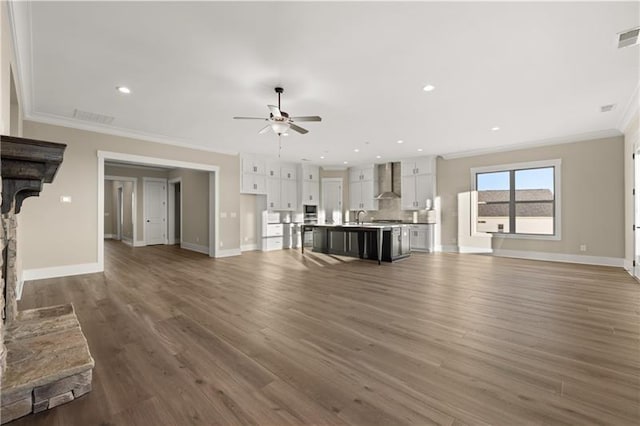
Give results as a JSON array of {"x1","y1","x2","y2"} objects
[{"x1": 477, "y1": 167, "x2": 554, "y2": 193}]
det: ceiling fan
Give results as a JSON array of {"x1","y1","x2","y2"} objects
[{"x1": 233, "y1": 87, "x2": 321, "y2": 136}]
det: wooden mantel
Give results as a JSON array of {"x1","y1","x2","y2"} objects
[{"x1": 0, "y1": 135, "x2": 66, "y2": 214}]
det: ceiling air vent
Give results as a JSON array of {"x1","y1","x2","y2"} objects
[
  {"x1": 600, "y1": 104, "x2": 616, "y2": 113},
  {"x1": 72, "y1": 109, "x2": 114, "y2": 125},
  {"x1": 617, "y1": 27, "x2": 640, "y2": 49}
]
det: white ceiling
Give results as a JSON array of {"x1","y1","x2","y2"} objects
[{"x1": 10, "y1": 1, "x2": 640, "y2": 165}]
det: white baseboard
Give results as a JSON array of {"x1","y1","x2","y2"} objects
[
  {"x1": 216, "y1": 248, "x2": 242, "y2": 258},
  {"x1": 20, "y1": 262, "x2": 103, "y2": 299},
  {"x1": 241, "y1": 243, "x2": 258, "y2": 252},
  {"x1": 623, "y1": 259, "x2": 634, "y2": 275},
  {"x1": 459, "y1": 246, "x2": 493, "y2": 254},
  {"x1": 104, "y1": 234, "x2": 115, "y2": 239},
  {"x1": 491, "y1": 249, "x2": 624, "y2": 267},
  {"x1": 133, "y1": 240, "x2": 146, "y2": 247},
  {"x1": 180, "y1": 242, "x2": 209, "y2": 254},
  {"x1": 440, "y1": 245, "x2": 459, "y2": 253}
]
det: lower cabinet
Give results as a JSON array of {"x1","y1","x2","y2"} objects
[{"x1": 409, "y1": 224, "x2": 434, "y2": 252}]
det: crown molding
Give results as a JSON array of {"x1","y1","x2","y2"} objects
[
  {"x1": 617, "y1": 84, "x2": 639, "y2": 133},
  {"x1": 439, "y1": 128, "x2": 622, "y2": 160},
  {"x1": 24, "y1": 111, "x2": 239, "y2": 157}
]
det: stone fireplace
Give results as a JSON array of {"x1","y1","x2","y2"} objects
[{"x1": 0, "y1": 135, "x2": 94, "y2": 423}]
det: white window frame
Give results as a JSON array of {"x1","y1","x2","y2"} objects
[{"x1": 470, "y1": 159, "x2": 562, "y2": 241}]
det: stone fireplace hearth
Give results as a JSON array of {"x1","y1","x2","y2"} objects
[{"x1": 0, "y1": 135, "x2": 94, "y2": 423}]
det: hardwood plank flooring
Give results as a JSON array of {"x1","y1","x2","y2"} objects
[{"x1": 10, "y1": 241, "x2": 640, "y2": 425}]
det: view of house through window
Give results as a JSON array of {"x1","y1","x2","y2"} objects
[{"x1": 476, "y1": 166, "x2": 555, "y2": 235}]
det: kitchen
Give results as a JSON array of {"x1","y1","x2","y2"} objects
[{"x1": 240, "y1": 155, "x2": 439, "y2": 263}]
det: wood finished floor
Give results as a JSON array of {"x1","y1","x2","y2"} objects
[{"x1": 11, "y1": 241, "x2": 640, "y2": 425}]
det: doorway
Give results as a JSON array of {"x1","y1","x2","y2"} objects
[
  {"x1": 321, "y1": 178, "x2": 343, "y2": 225},
  {"x1": 168, "y1": 178, "x2": 182, "y2": 245},
  {"x1": 143, "y1": 177, "x2": 168, "y2": 246}
]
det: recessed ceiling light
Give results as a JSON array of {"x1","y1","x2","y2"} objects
[
  {"x1": 422, "y1": 84, "x2": 435, "y2": 92},
  {"x1": 282, "y1": 132, "x2": 289, "y2": 136},
  {"x1": 491, "y1": 126, "x2": 500, "y2": 131},
  {"x1": 417, "y1": 148, "x2": 423, "y2": 152},
  {"x1": 376, "y1": 155, "x2": 381, "y2": 159},
  {"x1": 320, "y1": 156, "x2": 325, "y2": 159},
  {"x1": 354, "y1": 148, "x2": 360, "y2": 153},
  {"x1": 343, "y1": 161, "x2": 348, "y2": 165},
  {"x1": 397, "y1": 140, "x2": 404, "y2": 144},
  {"x1": 116, "y1": 86, "x2": 131, "y2": 94}
]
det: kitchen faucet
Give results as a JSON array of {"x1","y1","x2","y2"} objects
[{"x1": 356, "y1": 210, "x2": 366, "y2": 225}]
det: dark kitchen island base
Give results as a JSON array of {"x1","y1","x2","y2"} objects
[{"x1": 307, "y1": 224, "x2": 411, "y2": 263}]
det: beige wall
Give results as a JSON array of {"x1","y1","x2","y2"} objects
[
  {"x1": 105, "y1": 165, "x2": 170, "y2": 243},
  {"x1": 121, "y1": 181, "x2": 134, "y2": 240},
  {"x1": 168, "y1": 168, "x2": 210, "y2": 248},
  {"x1": 437, "y1": 136, "x2": 625, "y2": 258},
  {"x1": 624, "y1": 111, "x2": 640, "y2": 270},
  {"x1": 240, "y1": 194, "x2": 259, "y2": 247},
  {"x1": 20, "y1": 121, "x2": 240, "y2": 270}
]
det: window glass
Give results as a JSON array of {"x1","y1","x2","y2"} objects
[
  {"x1": 477, "y1": 171, "x2": 510, "y2": 233},
  {"x1": 515, "y1": 167, "x2": 554, "y2": 235}
]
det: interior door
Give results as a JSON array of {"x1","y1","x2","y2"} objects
[
  {"x1": 322, "y1": 179, "x2": 343, "y2": 224},
  {"x1": 144, "y1": 180, "x2": 167, "y2": 245}
]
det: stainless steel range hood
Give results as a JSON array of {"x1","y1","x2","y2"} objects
[{"x1": 375, "y1": 162, "x2": 400, "y2": 200}]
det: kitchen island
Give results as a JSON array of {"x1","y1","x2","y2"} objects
[{"x1": 301, "y1": 224, "x2": 411, "y2": 264}]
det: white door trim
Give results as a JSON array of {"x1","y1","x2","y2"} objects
[
  {"x1": 142, "y1": 177, "x2": 168, "y2": 246},
  {"x1": 105, "y1": 175, "x2": 137, "y2": 244},
  {"x1": 98, "y1": 151, "x2": 220, "y2": 272},
  {"x1": 168, "y1": 177, "x2": 182, "y2": 245}
]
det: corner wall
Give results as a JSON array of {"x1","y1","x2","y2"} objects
[{"x1": 437, "y1": 136, "x2": 625, "y2": 262}]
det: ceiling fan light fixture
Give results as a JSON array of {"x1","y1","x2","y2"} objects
[{"x1": 270, "y1": 121, "x2": 291, "y2": 134}]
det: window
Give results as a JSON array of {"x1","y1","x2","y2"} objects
[{"x1": 472, "y1": 160, "x2": 561, "y2": 239}]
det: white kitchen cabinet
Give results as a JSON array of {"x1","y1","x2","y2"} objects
[
  {"x1": 401, "y1": 157, "x2": 433, "y2": 176},
  {"x1": 266, "y1": 162, "x2": 280, "y2": 179},
  {"x1": 298, "y1": 165, "x2": 320, "y2": 206},
  {"x1": 242, "y1": 157, "x2": 266, "y2": 175},
  {"x1": 281, "y1": 165, "x2": 296, "y2": 181},
  {"x1": 409, "y1": 224, "x2": 434, "y2": 252},
  {"x1": 302, "y1": 180, "x2": 320, "y2": 205},
  {"x1": 401, "y1": 156, "x2": 436, "y2": 210},
  {"x1": 349, "y1": 165, "x2": 378, "y2": 211},
  {"x1": 280, "y1": 179, "x2": 298, "y2": 210},
  {"x1": 241, "y1": 155, "x2": 267, "y2": 194},
  {"x1": 301, "y1": 165, "x2": 319, "y2": 182},
  {"x1": 267, "y1": 178, "x2": 281, "y2": 210}
]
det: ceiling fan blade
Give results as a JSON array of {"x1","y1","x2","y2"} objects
[
  {"x1": 291, "y1": 116, "x2": 322, "y2": 122},
  {"x1": 233, "y1": 117, "x2": 267, "y2": 120},
  {"x1": 258, "y1": 125, "x2": 272, "y2": 134},
  {"x1": 290, "y1": 123, "x2": 309, "y2": 134},
  {"x1": 268, "y1": 105, "x2": 282, "y2": 118}
]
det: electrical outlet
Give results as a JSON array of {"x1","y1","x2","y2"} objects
[
  {"x1": 196, "y1": 237, "x2": 200, "y2": 243},
  {"x1": 220, "y1": 241, "x2": 224, "y2": 248},
  {"x1": 580, "y1": 244, "x2": 587, "y2": 252}
]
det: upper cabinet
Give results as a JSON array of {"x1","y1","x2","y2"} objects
[
  {"x1": 241, "y1": 155, "x2": 266, "y2": 194},
  {"x1": 299, "y1": 165, "x2": 319, "y2": 206},
  {"x1": 401, "y1": 156, "x2": 436, "y2": 210},
  {"x1": 401, "y1": 157, "x2": 433, "y2": 176},
  {"x1": 349, "y1": 165, "x2": 378, "y2": 211}
]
